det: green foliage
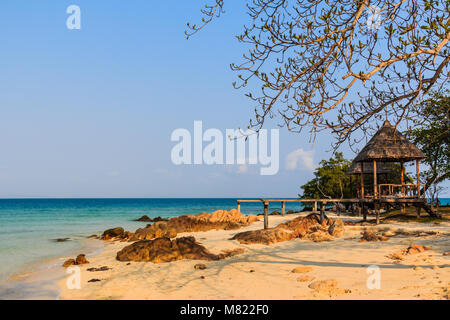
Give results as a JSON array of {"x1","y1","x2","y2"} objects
[
  {"x1": 300, "y1": 152, "x2": 352, "y2": 199},
  {"x1": 406, "y1": 91, "x2": 450, "y2": 191}
]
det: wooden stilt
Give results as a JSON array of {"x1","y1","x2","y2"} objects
[
  {"x1": 360, "y1": 162, "x2": 365, "y2": 198},
  {"x1": 263, "y1": 202, "x2": 269, "y2": 229},
  {"x1": 416, "y1": 205, "x2": 421, "y2": 218},
  {"x1": 362, "y1": 203, "x2": 367, "y2": 221},
  {"x1": 313, "y1": 201, "x2": 317, "y2": 213},
  {"x1": 416, "y1": 160, "x2": 420, "y2": 198},
  {"x1": 320, "y1": 202, "x2": 325, "y2": 222},
  {"x1": 281, "y1": 201, "x2": 285, "y2": 216},
  {"x1": 237, "y1": 201, "x2": 240, "y2": 214},
  {"x1": 373, "y1": 160, "x2": 378, "y2": 199},
  {"x1": 375, "y1": 201, "x2": 380, "y2": 225}
]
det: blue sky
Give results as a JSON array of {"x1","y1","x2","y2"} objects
[{"x1": 0, "y1": 1, "x2": 447, "y2": 198}]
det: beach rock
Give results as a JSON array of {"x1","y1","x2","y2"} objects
[
  {"x1": 297, "y1": 276, "x2": 315, "y2": 282},
  {"x1": 135, "y1": 215, "x2": 168, "y2": 223},
  {"x1": 62, "y1": 254, "x2": 89, "y2": 267},
  {"x1": 88, "y1": 279, "x2": 101, "y2": 283},
  {"x1": 307, "y1": 230, "x2": 334, "y2": 242},
  {"x1": 402, "y1": 244, "x2": 431, "y2": 255},
  {"x1": 135, "y1": 215, "x2": 152, "y2": 222},
  {"x1": 133, "y1": 221, "x2": 177, "y2": 240},
  {"x1": 87, "y1": 234, "x2": 99, "y2": 239},
  {"x1": 194, "y1": 263, "x2": 207, "y2": 270},
  {"x1": 287, "y1": 210, "x2": 294, "y2": 215},
  {"x1": 308, "y1": 279, "x2": 338, "y2": 290},
  {"x1": 116, "y1": 236, "x2": 243, "y2": 263},
  {"x1": 359, "y1": 229, "x2": 388, "y2": 242},
  {"x1": 246, "y1": 215, "x2": 259, "y2": 224},
  {"x1": 52, "y1": 238, "x2": 70, "y2": 242},
  {"x1": 87, "y1": 266, "x2": 111, "y2": 272},
  {"x1": 443, "y1": 251, "x2": 450, "y2": 256},
  {"x1": 328, "y1": 219, "x2": 344, "y2": 237},
  {"x1": 75, "y1": 254, "x2": 89, "y2": 265},
  {"x1": 230, "y1": 228, "x2": 295, "y2": 245},
  {"x1": 292, "y1": 266, "x2": 313, "y2": 273},
  {"x1": 131, "y1": 209, "x2": 258, "y2": 241},
  {"x1": 216, "y1": 248, "x2": 245, "y2": 259},
  {"x1": 102, "y1": 227, "x2": 124, "y2": 240},
  {"x1": 230, "y1": 213, "x2": 345, "y2": 245},
  {"x1": 270, "y1": 211, "x2": 281, "y2": 216},
  {"x1": 62, "y1": 259, "x2": 76, "y2": 268}
]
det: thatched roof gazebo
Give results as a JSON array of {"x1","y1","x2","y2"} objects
[
  {"x1": 346, "y1": 161, "x2": 391, "y2": 175},
  {"x1": 353, "y1": 120, "x2": 426, "y2": 202}
]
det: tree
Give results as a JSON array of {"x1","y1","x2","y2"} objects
[
  {"x1": 406, "y1": 91, "x2": 450, "y2": 196},
  {"x1": 187, "y1": 1, "x2": 449, "y2": 148},
  {"x1": 300, "y1": 153, "x2": 353, "y2": 199}
]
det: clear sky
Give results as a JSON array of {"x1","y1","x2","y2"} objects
[{"x1": 0, "y1": 1, "x2": 447, "y2": 198}]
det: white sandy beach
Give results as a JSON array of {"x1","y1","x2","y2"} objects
[{"x1": 58, "y1": 213, "x2": 450, "y2": 300}]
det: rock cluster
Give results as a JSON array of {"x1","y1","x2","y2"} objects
[
  {"x1": 62, "y1": 254, "x2": 89, "y2": 267},
  {"x1": 386, "y1": 244, "x2": 432, "y2": 261},
  {"x1": 134, "y1": 215, "x2": 168, "y2": 223},
  {"x1": 116, "y1": 236, "x2": 244, "y2": 263},
  {"x1": 130, "y1": 209, "x2": 259, "y2": 241},
  {"x1": 105, "y1": 209, "x2": 260, "y2": 242},
  {"x1": 230, "y1": 213, "x2": 344, "y2": 245}
]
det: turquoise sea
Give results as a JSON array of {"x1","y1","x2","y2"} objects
[
  {"x1": 0, "y1": 198, "x2": 306, "y2": 283},
  {"x1": 0, "y1": 197, "x2": 448, "y2": 299}
]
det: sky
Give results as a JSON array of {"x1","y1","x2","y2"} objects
[{"x1": 0, "y1": 1, "x2": 447, "y2": 198}]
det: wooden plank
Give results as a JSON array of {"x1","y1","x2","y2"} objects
[{"x1": 281, "y1": 201, "x2": 285, "y2": 216}]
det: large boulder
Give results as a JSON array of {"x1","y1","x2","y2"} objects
[
  {"x1": 133, "y1": 221, "x2": 177, "y2": 240},
  {"x1": 102, "y1": 227, "x2": 124, "y2": 239},
  {"x1": 116, "y1": 236, "x2": 243, "y2": 263},
  {"x1": 231, "y1": 213, "x2": 345, "y2": 245},
  {"x1": 230, "y1": 228, "x2": 295, "y2": 245}
]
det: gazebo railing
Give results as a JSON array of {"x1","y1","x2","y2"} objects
[{"x1": 378, "y1": 183, "x2": 425, "y2": 198}]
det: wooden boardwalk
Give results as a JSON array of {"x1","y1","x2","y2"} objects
[{"x1": 237, "y1": 197, "x2": 430, "y2": 229}]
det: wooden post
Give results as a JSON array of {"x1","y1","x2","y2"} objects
[
  {"x1": 320, "y1": 202, "x2": 325, "y2": 222},
  {"x1": 416, "y1": 205, "x2": 421, "y2": 218},
  {"x1": 263, "y1": 201, "x2": 269, "y2": 229},
  {"x1": 400, "y1": 161, "x2": 404, "y2": 196},
  {"x1": 313, "y1": 201, "x2": 317, "y2": 213},
  {"x1": 281, "y1": 201, "x2": 285, "y2": 216},
  {"x1": 237, "y1": 201, "x2": 240, "y2": 214},
  {"x1": 416, "y1": 159, "x2": 420, "y2": 198},
  {"x1": 375, "y1": 201, "x2": 380, "y2": 225},
  {"x1": 358, "y1": 204, "x2": 362, "y2": 217},
  {"x1": 362, "y1": 202, "x2": 366, "y2": 221},
  {"x1": 360, "y1": 162, "x2": 365, "y2": 198},
  {"x1": 373, "y1": 160, "x2": 378, "y2": 199}
]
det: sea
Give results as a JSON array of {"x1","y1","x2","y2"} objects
[{"x1": 0, "y1": 197, "x2": 448, "y2": 299}]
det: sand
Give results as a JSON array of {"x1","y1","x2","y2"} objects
[{"x1": 58, "y1": 213, "x2": 450, "y2": 300}]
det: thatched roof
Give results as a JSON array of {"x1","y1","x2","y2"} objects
[
  {"x1": 346, "y1": 161, "x2": 392, "y2": 175},
  {"x1": 353, "y1": 120, "x2": 426, "y2": 162}
]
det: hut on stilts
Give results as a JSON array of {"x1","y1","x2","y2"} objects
[
  {"x1": 237, "y1": 120, "x2": 440, "y2": 229},
  {"x1": 350, "y1": 120, "x2": 439, "y2": 223}
]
